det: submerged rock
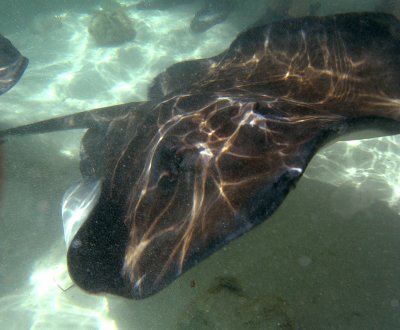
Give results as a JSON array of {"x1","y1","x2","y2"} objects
[{"x1": 88, "y1": 9, "x2": 136, "y2": 46}]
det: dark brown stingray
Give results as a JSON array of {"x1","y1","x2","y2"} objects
[{"x1": 1, "y1": 13, "x2": 400, "y2": 299}]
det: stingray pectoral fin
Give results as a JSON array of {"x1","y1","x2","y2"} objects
[
  {"x1": 62, "y1": 179, "x2": 102, "y2": 248},
  {"x1": 67, "y1": 189, "x2": 134, "y2": 298},
  {"x1": 0, "y1": 101, "x2": 147, "y2": 141},
  {"x1": 328, "y1": 118, "x2": 400, "y2": 146}
]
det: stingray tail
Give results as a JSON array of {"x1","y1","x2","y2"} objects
[{"x1": 0, "y1": 101, "x2": 145, "y2": 142}]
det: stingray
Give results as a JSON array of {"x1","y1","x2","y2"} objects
[
  {"x1": 190, "y1": 0, "x2": 235, "y2": 33},
  {"x1": 1, "y1": 12, "x2": 400, "y2": 299},
  {"x1": 0, "y1": 34, "x2": 28, "y2": 200},
  {"x1": 0, "y1": 33, "x2": 28, "y2": 95},
  {"x1": 133, "y1": 0, "x2": 235, "y2": 33}
]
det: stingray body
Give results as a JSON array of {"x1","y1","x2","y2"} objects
[{"x1": 1, "y1": 13, "x2": 400, "y2": 299}]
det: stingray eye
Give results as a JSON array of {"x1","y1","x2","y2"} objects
[
  {"x1": 153, "y1": 138, "x2": 184, "y2": 193},
  {"x1": 251, "y1": 101, "x2": 269, "y2": 117},
  {"x1": 158, "y1": 151, "x2": 180, "y2": 186},
  {"x1": 158, "y1": 170, "x2": 177, "y2": 193},
  {"x1": 155, "y1": 141, "x2": 200, "y2": 194}
]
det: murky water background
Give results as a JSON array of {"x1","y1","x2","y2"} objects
[{"x1": 0, "y1": 0, "x2": 399, "y2": 329}]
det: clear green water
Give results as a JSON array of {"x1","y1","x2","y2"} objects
[{"x1": 0, "y1": 1, "x2": 399, "y2": 329}]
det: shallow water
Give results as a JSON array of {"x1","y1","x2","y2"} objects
[{"x1": 0, "y1": 0, "x2": 399, "y2": 329}]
